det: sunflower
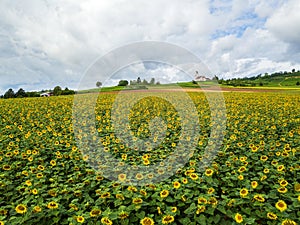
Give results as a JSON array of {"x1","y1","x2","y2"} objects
[
  {"x1": 140, "y1": 190, "x2": 147, "y2": 196},
  {"x1": 205, "y1": 169, "x2": 214, "y2": 176},
  {"x1": 2, "y1": 165, "x2": 11, "y2": 170},
  {"x1": 128, "y1": 186, "x2": 137, "y2": 192},
  {"x1": 157, "y1": 168, "x2": 165, "y2": 175},
  {"x1": 119, "y1": 211, "x2": 129, "y2": 219},
  {"x1": 101, "y1": 217, "x2": 113, "y2": 225},
  {"x1": 238, "y1": 175, "x2": 244, "y2": 180},
  {"x1": 189, "y1": 173, "x2": 198, "y2": 180},
  {"x1": 0, "y1": 221, "x2": 4, "y2": 225},
  {"x1": 160, "y1": 190, "x2": 169, "y2": 198},
  {"x1": 295, "y1": 183, "x2": 300, "y2": 192},
  {"x1": 15, "y1": 204, "x2": 27, "y2": 214},
  {"x1": 118, "y1": 173, "x2": 126, "y2": 182},
  {"x1": 260, "y1": 175, "x2": 267, "y2": 181},
  {"x1": 50, "y1": 160, "x2": 56, "y2": 166},
  {"x1": 140, "y1": 217, "x2": 154, "y2": 225},
  {"x1": 278, "y1": 187, "x2": 288, "y2": 193},
  {"x1": 263, "y1": 168, "x2": 270, "y2": 173},
  {"x1": 253, "y1": 194, "x2": 265, "y2": 202},
  {"x1": 76, "y1": 216, "x2": 85, "y2": 223},
  {"x1": 147, "y1": 173, "x2": 154, "y2": 179},
  {"x1": 198, "y1": 197, "x2": 207, "y2": 204},
  {"x1": 171, "y1": 207, "x2": 177, "y2": 213},
  {"x1": 239, "y1": 188, "x2": 249, "y2": 198},
  {"x1": 182, "y1": 178, "x2": 188, "y2": 184},
  {"x1": 173, "y1": 181, "x2": 180, "y2": 189},
  {"x1": 196, "y1": 205, "x2": 206, "y2": 214},
  {"x1": 36, "y1": 173, "x2": 43, "y2": 178},
  {"x1": 267, "y1": 212, "x2": 277, "y2": 220},
  {"x1": 207, "y1": 187, "x2": 215, "y2": 194},
  {"x1": 251, "y1": 146, "x2": 258, "y2": 152},
  {"x1": 116, "y1": 194, "x2": 125, "y2": 200},
  {"x1": 47, "y1": 201, "x2": 59, "y2": 209},
  {"x1": 275, "y1": 200, "x2": 287, "y2": 212},
  {"x1": 96, "y1": 175, "x2": 104, "y2": 181},
  {"x1": 90, "y1": 208, "x2": 101, "y2": 217},
  {"x1": 209, "y1": 197, "x2": 218, "y2": 206},
  {"x1": 277, "y1": 165, "x2": 285, "y2": 172},
  {"x1": 100, "y1": 192, "x2": 111, "y2": 198},
  {"x1": 234, "y1": 213, "x2": 243, "y2": 223},
  {"x1": 132, "y1": 198, "x2": 143, "y2": 204},
  {"x1": 37, "y1": 165, "x2": 45, "y2": 170},
  {"x1": 251, "y1": 181, "x2": 258, "y2": 189},
  {"x1": 238, "y1": 166, "x2": 246, "y2": 173},
  {"x1": 0, "y1": 209, "x2": 7, "y2": 215},
  {"x1": 260, "y1": 155, "x2": 268, "y2": 161},
  {"x1": 162, "y1": 215, "x2": 174, "y2": 224},
  {"x1": 143, "y1": 159, "x2": 150, "y2": 165},
  {"x1": 32, "y1": 205, "x2": 41, "y2": 213},
  {"x1": 279, "y1": 180, "x2": 288, "y2": 187},
  {"x1": 136, "y1": 173, "x2": 144, "y2": 180},
  {"x1": 240, "y1": 157, "x2": 247, "y2": 162},
  {"x1": 25, "y1": 180, "x2": 32, "y2": 186},
  {"x1": 32, "y1": 189, "x2": 38, "y2": 195},
  {"x1": 281, "y1": 219, "x2": 297, "y2": 225}
]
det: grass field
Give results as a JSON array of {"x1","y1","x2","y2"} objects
[{"x1": 0, "y1": 90, "x2": 299, "y2": 225}]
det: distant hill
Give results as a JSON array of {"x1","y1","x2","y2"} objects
[{"x1": 221, "y1": 70, "x2": 300, "y2": 87}]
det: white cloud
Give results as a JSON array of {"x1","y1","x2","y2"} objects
[
  {"x1": 0, "y1": 0, "x2": 300, "y2": 93},
  {"x1": 266, "y1": 0, "x2": 300, "y2": 46}
]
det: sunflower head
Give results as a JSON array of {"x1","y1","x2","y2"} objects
[
  {"x1": 234, "y1": 213, "x2": 243, "y2": 223},
  {"x1": 140, "y1": 217, "x2": 154, "y2": 225},
  {"x1": 162, "y1": 215, "x2": 175, "y2": 224},
  {"x1": 15, "y1": 204, "x2": 27, "y2": 214}
]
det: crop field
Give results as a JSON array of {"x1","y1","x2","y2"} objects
[{"x1": 0, "y1": 91, "x2": 299, "y2": 225}]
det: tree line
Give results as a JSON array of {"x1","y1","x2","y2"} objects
[
  {"x1": 219, "y1": 69, "x2": 300, "y2": 87},
  {"x1": 0, "y1": 86, "x2": 75, "y2": 99}
]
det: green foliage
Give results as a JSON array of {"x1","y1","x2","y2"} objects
[
  {"x1": 4, "y1": 88, "x2": 15, "y2": 99},
  {"x1": 15, "y1": 88, "x2": 26, "y2": 98},
  {"x1": 53, "y1": 86, "x2": 62, "y2": 96},
  {"x1": 118, "y1": 80, "x2": 129, "y2": 86},
  {"x1": 96, "y1": 81, "x2": 102, "y2": 88},
  {"x1": 223, "y1": 70, "x2": 300, "y2": 87}
]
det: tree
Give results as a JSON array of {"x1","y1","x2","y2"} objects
[
  {"x1": 292, "y1": 69, "x2": 295, "y2": 73},
  {"x1": 15, "y1": 88, "x2": 26, "y2": 98},
  {"x1": 137, "y1": 77, "x2": 141, "y2": 84},
  {"x1": 142, "y1": 79, "x2": 148, "y2": 85},
  {"x1": 296, "y1": 81, "x2": 300, "y2": 86},
  {"x1": 118, "y1": 80, "x2": 128, "y2": 86},
  {"x1": 53, "y1": 86, "x2": 62, "y2": 96},
  {"x1": 150, "y1": 78, "x2": 155, "y2": 85},
  {"x1": 61, "y1": 87, "x2": 75, "y2": 95},
  {"x1": 96, "y1": 81, "x2": 102, "y2": 88},
  {"x1": 26, "y1": 91, "x2": 40, "y2": 97},
  {"x1": 4, "y1": 88, "x2": 15, "y2": 99}
]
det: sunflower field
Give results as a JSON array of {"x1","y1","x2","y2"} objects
[{"x1": 0, "y1": 91, "x2": 299, "y2": 225}]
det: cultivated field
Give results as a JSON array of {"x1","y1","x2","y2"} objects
[{"x1": 0, "y1": 90, "x2": 299, "y2": 225}]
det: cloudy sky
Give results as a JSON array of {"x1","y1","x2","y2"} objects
[{"x1": 0, "y1": 0, "x2": 300, "y2": 93}]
